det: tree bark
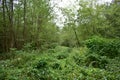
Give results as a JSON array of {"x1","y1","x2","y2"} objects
[
  {"x1": 2, "y1": 0, "x2": 7, "y2": 52},
  {"x1": 23, "y1": 0, "x2": 26, "y2": 41},
  {"x1": 9, "y1": 0, "x2": 15, "y2": 48}
]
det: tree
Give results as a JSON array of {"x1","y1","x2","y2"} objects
[
  {"x1": 105, "y1": 3, "x2": 120, "y2": 38},
  {"x1": 0, "y1": 0, "x2": 59, "y2": 52}
]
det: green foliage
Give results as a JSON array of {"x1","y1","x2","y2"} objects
[
  {"x1": 0, "y1": 46, "x2": 119, "y2": 80},
  {"x1": 0, "y1": 0, "x2": 59, "y2": 52},
  {"x1": 35, "y1": 60, "x2": 48, "y2": 69},
  {"x1": 105, "y1": 4, "x2": 120, "y2": 38},
  {"x1": 0, "y1": 0, "x2": 120, "y2": 80},
  {"x1": 0, "y1": 68, "x2": 6, "y2": 80},
  {"x1": 85, "y1": 36, "x2": 120, "y2": 58},
  {"x1": 60, "y1": 26, "x2": 78, "y2": 47},
  {"x1": 85, "y1": 53, "x2": 108, "y2": 69},
  {"x1": 56, "y1": 54, "x2": 68, "y2": 60},
  {"x1": 22, "y1": 42, "x2": 36, "y2": 51}
]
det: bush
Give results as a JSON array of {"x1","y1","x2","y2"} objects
[
  {"x1": 34, "y1": 60, "x2": 48, "y2": 69},
  {"x1": 0, "y1": 68, "x2": 6, "y2": 80},
  {"x1": 22, "y1": 42, "x2": 38, "y2": 51},
  {"x1": 0, "y1": 45, "x2": 119, "y2": 79},
  {"x1": 52, "y1": 63, "x2": 61, "y2": 69},
  {"x1": 85, "y1": 36, "x2": 120, "y2": 58},
  {"x1": 56, "y1": 54, "x2": 68, "y2": 60},
  {"x1": 85, "y1": 53, "x2": 108, "y2": 69}
]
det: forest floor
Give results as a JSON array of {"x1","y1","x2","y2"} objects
[{"x1": 0, "y1": 46, "x2": 120, "y2": 80}]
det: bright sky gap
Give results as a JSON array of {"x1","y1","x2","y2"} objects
[{"x1": 50, "y1": 0, "x2": 112, "y2": 28}]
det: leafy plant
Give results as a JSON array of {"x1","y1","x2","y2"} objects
[{"x1": 85, "y1": 36, "x2": 120, "y2": 58}]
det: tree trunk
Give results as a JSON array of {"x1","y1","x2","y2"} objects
[
  {"x1": 23, "y1": 0, "x2": 26, "y2": 42},
  {"x1": 72, "y1": 26, "x2": 80, "y2": 47},
  {"x1": 9, "y1": 0, "x2": 15, "y2": 48},
  {"x1": 2, "y1": 0, "x2": 7, "y2": 52}
]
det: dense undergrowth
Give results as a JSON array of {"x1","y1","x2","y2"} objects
[{"x1": 0, "y1": 37, "x2": 120, "y2": 80}]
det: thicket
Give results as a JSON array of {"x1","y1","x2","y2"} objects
[
  {"x1": 0, "y1": 46, "x2": 119, "y2": 80},
  {"x1": 85, "y1": 36, "x2": 120, "y2": 58}
]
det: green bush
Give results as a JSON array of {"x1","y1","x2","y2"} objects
[
  {"x1": 56, "y1": 54, "x2": 68, "y2": 60},
  {"x1": 0, "y1": 68, "x2": 6, "y2": 80},
  {"x1": 85, "y1": 53, "x2": 108, "y2": 69},
  {"x1": 0, "y1": 46, "x2": 119, "y2": 80},
  {"x1": 34, "y1": 60, "x2": 48, "y2": 69},
  {"x1": 85, "y1": 36, "x2": 120, "y2": 58},
  {"x1": 22, "y1": 42, "x2": 37, "y2": 51},
  {"x1": 52, "y1": 62, "x2": 62, "y2": 69},
  {"x1": 73, "y1": 55, "x2": 85, "y2": 66}
]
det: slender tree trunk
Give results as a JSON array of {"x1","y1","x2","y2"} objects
[
  {"x1": 9, "y1": 0, "x2": 15, "y2": 48},
  {"x1": 2, "y1": 0, "x2": 7, "y2": 52},
  {"x1": 23, "y1": 0, "x2": 26, "y2": 41},
  {"x1": 16, "y1": 10, "x2": 20, "y2": 48},
  {"x1": 72, "y1": 26, "x2": 80, "y2": 47},
  {"x1": 36, "y1": 15, "x2": 42, "y2": 48}
]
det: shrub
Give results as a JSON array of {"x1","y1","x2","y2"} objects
[
  {"x1": 52, "y1": 63, "x2": 62, "y2": 70},
  {"x1": 85, "y1": 36, "x2": 120, "y2": 58},
  {"x1": 0, "y1": 68, "x2": 6, "y2": 80},
  {"x1": 22, "y1": 42, "x2": 37, "y2": 51},
  {"x1": 85, "y1": 53, "x2": 108, "y2": 69},
  {"x1": 73, "y1": 55, "x2": 85, "y2": 66},
  {"x1": 34, "y1": 60, "x2": 48, "y2": 69},
  {"x1": 56, "y1": 54, "x2": 68, "y2": 60}
]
